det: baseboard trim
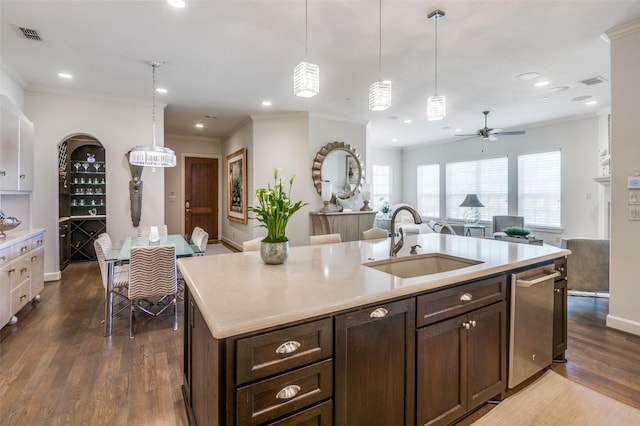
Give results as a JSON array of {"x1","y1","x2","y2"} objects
[
  {"x1": 221, "y1": 236, "x2": 242, "y2": 251},
  {"x1": 45, "y1": 271, "x2": 61, "y2": 282},
  {"x1": 606, "y1": 314, "x2": 640, "y2": 337}
]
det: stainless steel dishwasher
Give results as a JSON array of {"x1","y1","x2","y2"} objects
[{"x1": 508, "y1": 265, "x2": 561, "y2": 388}]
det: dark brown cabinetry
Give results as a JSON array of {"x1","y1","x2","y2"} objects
[
  {"x1": 334, "y1": 299, "x2": 415, "y2": 426},
  {"x1": 415, "y1": 275, "x2": 507, "y2": 426},
  {"x1": 58, "y1": 219, "x2": 70, "y2": 270},
  {"x1": 553, "y1": 258, "x2": 568, "y2": 361}
]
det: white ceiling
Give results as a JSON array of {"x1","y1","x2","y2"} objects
[{"x1": 2, "y1": 1, "x2": 640, "y2": 148}]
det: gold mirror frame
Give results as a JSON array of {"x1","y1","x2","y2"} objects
[{"x1": 312, "y1": 141, "x2": 363, "y2": 200}]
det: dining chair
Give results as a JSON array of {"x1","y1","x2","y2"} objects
[
  {"x1": 190, "y1": 226, "x2": 208, "y2": 256},
  {"x1": 137, "y1": 224, "x2": 168, "y2": 238},
  {"x1": 128, "y1": 244, "x2": 178, "y2": 339},
  {"x1": 310, "y1": 233, "x2": 342, "y2": 245},
  {"x1": 94, "y1": 234, "x2": 129, "y2": 320},
  {"x1": 242, "y1": 237, "x2": 263, "y2": 252},
  {"x1": 362, "y1": 227, "x2": 388, "y2": 240}
]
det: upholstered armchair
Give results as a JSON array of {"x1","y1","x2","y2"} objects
[
  {"x1": 492, "y1": 215, "x2": 525, "y2": 238},
  {"x1": 560, "y1": 238, "x2": 610, "y2": 293}
]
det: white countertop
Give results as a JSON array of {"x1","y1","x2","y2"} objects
[
  {"x1": 178, "y1": 233, "x2": 570, "y2": 339},
  {"x1": 0, "y1": 228, "x2": 45, "y2": 250}
]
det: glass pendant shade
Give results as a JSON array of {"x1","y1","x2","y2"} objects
[
  {"x1": 427, "y1": 95, "x2": 446, "y2": 121},
  {"x1": 369, "y1": 81, "x2": 392, "y2": 111},
  {"x1": 294, "y1": 61, "x2": 319, "y2": 98}
]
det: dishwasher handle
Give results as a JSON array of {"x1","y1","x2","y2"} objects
[{"x1": 516, "y1": 271, "x2": 561, "y2": 287}]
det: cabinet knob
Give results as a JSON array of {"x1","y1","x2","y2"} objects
[
  {"x1": 276, "y1": 341, "x2": 301, "y2": 354},
  {"x1": 370, "y1": 307, "x2": 389, "y2": 318},
  {"x1": 276, "y1": 385, "x2": 301, "y2": 400},
  {"x1": 31, "y1": 256, "x2": 38, "y2": 262},
  {"x1": 461, "y1": 322, "x2": 471, "y2": 330},
  {"x1": 460, "y1": 293, "x2": 473, "y2": 302},
  {"x1": 469, "y1": 320, "x2": 477, "y2": 327},
  {"x1": 554, "y1": 288, "x2": 561, "y2": 293}
]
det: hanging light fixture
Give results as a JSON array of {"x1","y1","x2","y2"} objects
[
  {"x1": 426, "y1": 9, "x2": 446, "y2": 121},
  {"x1": 369, "y1": 0, "x2": 391, "y2": 111},
  {"x1": 294, "y1": 0, "x2": 319, "y2": 98},
  {"x1": 129, "y1": 61, "x2": 177, "y2": 170}
]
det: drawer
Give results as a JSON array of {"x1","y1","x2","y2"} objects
[
  {"x1": 237, "y1": 359, "x2": 333, "y2": 426},
  {"x1": 30, "y1": 234, "x2": 45, "y2": 249},
  {"x1": 11, "y1": 255, "x2": 31, "y2": 288},
  {"x1": 0, "y1": 247, "x2": 10, "y2": 266},
  {"x1": 11, "y1": 240, "x2": 30, "y2": 259},
  {"x1": 266, "y1": 400, "x2": 333, "y2": 426},
  {"x1": 236, "y1": 318, "x2": 332, "y2": 384},
  {"x1": 11, "y1": 278, "x2": 30, "y2": 314},
  {"x1": 417, "y1": 274, "x2": 506, "y2": 327}
]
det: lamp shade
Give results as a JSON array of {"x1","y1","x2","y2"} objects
[
  {"x1": 294, "y1": 61, "x2": 319, "y2": 98},
  {"x1": 427, "y1": 95, "x2": 446, "y2": 121},
  {"x1": 459, "y1": 194, "x2": 484, "y2": 208},
  {"x1": 369, "y1": 81, "x2": 392, "y2": 111},
  {"x1": 321, "y1": 181, "x2": 332, "y2": 202}
]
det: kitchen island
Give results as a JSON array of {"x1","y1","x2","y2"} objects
[{"x1": 178, "y1": 233, "x2": 570, "y2": 425}]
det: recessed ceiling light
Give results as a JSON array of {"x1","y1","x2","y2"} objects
[
  {"x1": 156, "y1": 88, "x2": 168, "y2": 94},
  {"x1": 58, "y1": 72, "x2": 73, "y2": 79},
  {"x1": 262, "y1": 100, "x2": 272, "y2": 107},
  {"x1": 403, "y1": 119, "x2": 412, "y2": 124},
  {"x1": 534, "y1": 81, "x2": 549, "y2": 87},
  {"x1": 548, "y1": 86, "x2": 569, "y2": 93},
  {"x1": 195, "y1": 122, "x2": 204, "y2": 128},
  {"x1": 167, "y1": 0, "x2": 187, "y2": 8},
  {"x1": 572, "y1": 95, "x2": 592, "y2": 102},
  {"x1": 516, "y1": 72, "x2": 539, "y2": 81},
  {"x1": 585, "y1": 100, "x2": 598, "y2": 106},
  {"x1": 455, "y1": 128, "x2": 463, "y2": 133}
]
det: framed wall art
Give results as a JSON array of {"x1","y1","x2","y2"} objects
[{"x1": 226, "y1": 148, "x2": 247, "y2": 223}]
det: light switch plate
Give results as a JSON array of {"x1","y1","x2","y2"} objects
[{"x1": 629, "y1": 177, "x2": 640, "y2": 188}]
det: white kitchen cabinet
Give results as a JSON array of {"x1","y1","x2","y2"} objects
[{"x1": 0, "y1": 94, "x2": 34, "y2": 192}]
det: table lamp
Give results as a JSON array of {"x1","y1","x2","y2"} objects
[
  {"x1": 459, "y1": 194, "x2": 484, "y2": 225},
  {"x1": 320, "y1": 181, "x2": 332, "y2": 213}
]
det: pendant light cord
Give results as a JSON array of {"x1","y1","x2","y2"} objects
[
  {"x1": 151, "y1": 62, "x2": 157, "y2": 148},
  {"x1": 434, "y1": 16, "x2": 438, "y2": 96},
  {"x1": 305, "y1": 0, "x2": 308, "y2": 61},
  {"x1": 378, "y1": 0, "x2": 382, "y2": 80}
]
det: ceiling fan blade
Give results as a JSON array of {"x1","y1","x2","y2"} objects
[
  {"x1": 455, "y1": 134, "x2": 479, "y2": 137},
  {"x1": 488, "y1": 128, "x2": 502, "y2": 134},
  {"x1": 495, "y1": 130, "x2": 526, "y2": 135},
  {"x1": 487, "y1": 135, "x2": 499, "y2": 142},
  {"x1": 455, "y1": 135, "x2": 480, "y2": 142}
]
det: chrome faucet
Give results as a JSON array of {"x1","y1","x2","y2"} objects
[{"x1": 389, "y1": 205, "x2": 423, "y2": 257}]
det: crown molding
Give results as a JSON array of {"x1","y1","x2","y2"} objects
[
  {"x1": 25, "y1": 85, "x2": 166, "y2": 108},
  {"x1": 606, "y1": 19, "x2": 640, "y2": 41}
]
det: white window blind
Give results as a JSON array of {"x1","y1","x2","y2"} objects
[
  {"x1": 371, "y1": 164, "x2": 392, "y2": 210},
  {"x1": 417, "y1": 164, "x2": 440, "y2": 217},
  {"x1": 518, "y1": 151, "x2": 561, "y2": 227},
  {"x1": 446, "y1": 157, "x2": 508, "y2": 221}
]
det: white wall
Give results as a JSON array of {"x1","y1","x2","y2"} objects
[
  {"x1": 607, "y1": 19, "x2": 640, "y2": 336},
  {"x1": 25, "y1": 91, "x2": 166, "y2": 277},
  {"x1": 370, "y1": 114, "x2": 602, "y2": 245},
  {"x1": 164, "y1": 134, "x2": 222, "y2": 236},
  {"x1": 0, "y1": 66, "x2": 25, "y2": 110},
  {"x1": 369, "y1": 145, "x2": 403, "y2": 205}
]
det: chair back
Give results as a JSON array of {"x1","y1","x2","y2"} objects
[
  {"x1": 94, "y1": 234, "x2": 111, "y2": 290},
  {"x1": 137, "y1": 225, "x2": 168, "y2": 237},
  {"x1": 363, "y1": 228, "x2": 388, "y2": 240},
  {"x1": 243, "y1": 237, "x2": 263, "y2": 252},
  {"x1": 310, "y1": 233, "x2": 342, "y2": 245},
  {"x1": 129, "y1": 245, "x2": 177, "y2": 300},
  {"x1": 492, "y1": 216, "x2": 524, "y2": 234},
  {"x1": 195, "y1": 230, "x2": 209, "y2": 254}
]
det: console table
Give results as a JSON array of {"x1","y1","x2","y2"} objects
[{"x1": 309, "y1": 211, "x2": 377, "y2": 242}]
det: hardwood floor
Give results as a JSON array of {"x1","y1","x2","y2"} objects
[{"x1": 1, "y1": 264, "x2": 639, "y2": 425}]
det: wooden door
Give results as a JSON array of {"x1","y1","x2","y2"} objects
[
  {"x1": 334, "y1": 299, "x2": 415, "y2": 426},
  {"x1": 185, "y1": 157, "x2": 218, "y2": 241}
]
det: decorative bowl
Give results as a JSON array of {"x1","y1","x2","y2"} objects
[{"x1": 0, "y1": 218, "x2": 22, "y2": 238}]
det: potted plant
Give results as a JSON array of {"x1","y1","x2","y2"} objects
[{"x1": 248, "y1": 168, "x2": 308, "y2": 264}]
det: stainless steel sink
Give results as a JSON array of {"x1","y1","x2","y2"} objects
[{"x1": 363, "y1": 253, "x2": 482, "y2": 279}]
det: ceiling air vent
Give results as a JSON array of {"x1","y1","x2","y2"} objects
[
  {"x1": 579, "y1": 76, "x2": 607, "y2": 86},
  {"x1": 18, "y1": 27, "x2": 43, "y2": 41}
]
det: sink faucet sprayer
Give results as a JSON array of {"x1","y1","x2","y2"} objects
[{"x1": 389, "y1": 206, "x2": 423, "y2": 257}]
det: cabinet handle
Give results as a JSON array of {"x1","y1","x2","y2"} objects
[
  {"x1": 370, "y1": 307, "x2": 388, "y2": 318},
  {"x1": 0, "y1": 256, "x2": 5, "y2": 262},
  {"x1": 8, "y1": 267, "x2": 15, "y2": 274},
  {"x1": 20, "y1": 294, "x2": 27, "y2": 300},
  {"x1": 0, "y1": 171, "x2": 5, "y2": 176},
  {"x1": 20, "y1": 174, "x2": 26, "y2": 179},
  {"x1": 554, "y1": 288, "x2": 561, "y2": 293},
  {"x1": 276, "y1": 341, "x2": 301, "y2": 354},
  {"x1": 21, "y1": 246, "x2": 28, "y2": 253},
  {"x1": 469, "y1": 320, "x2": 477, "y2": 327},
  {"x1": 276, "y1": 385, "x2": 301, "y2": 400},
  {"x1": 20, "y1": 267, "x2": 28, "y2": 273},
  {"x1": 461, "y1": 322, "x2": 471, "y2": 330},
  {"x1": 31, "y1": 256, "x2": 38, "y2": 262},
  {"x1": 460, "y1": 293, "x2": 473, "y2": 302}
]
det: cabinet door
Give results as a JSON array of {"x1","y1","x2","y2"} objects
[
  {"x1": 553, "y1": 278, "x2": 568, "y2": 360},
  {"x1": 0, "y1": 263, "x2": 12, "y2": 327},
  {"x1": 30, "y1": 245, "x2": 45, "y2": 297},
  {"x1": 0, "y1": 103, "x2": 20, "y2": 190},
  {"x1": 18, "y1": 116, "x2": 34, "y2": 191},
  {"x1": 335, "y1": 299, "x2": 415, "y2": 426},
  {"x1": 416, "y1": 315, "x2": 466, "y2": 426},
  {"x1": 466, "y1": 301, "x2": 506, "y2": 410}
]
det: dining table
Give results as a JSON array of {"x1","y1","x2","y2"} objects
[{"x1": 103, "y1": 234, "x2": 195, "y2": 337}]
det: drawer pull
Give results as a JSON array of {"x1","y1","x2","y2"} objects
[
  {"x1": 461, "y1": 322, "x2": 471, "y2": 330},
  {"x1": 0, "y1": 256, "x2": 5, "y2": 262},
  {"x1": 469, "y1": 320, "x2": 477, "y2": 327},
  {"x1": 8, "y1": 267, "x2": 15, "y2": 274},
  {"x1": 460, "y1": 293, "x2": 473, "y2": 302},
  {"x1": 20, "y1": 294, "x2": 27, "y2": 300},
  {"x1": 275, "y1": 385, "x2": 301, "y2": 400},
  {"x1": 554, "y1": 288, "x2": 561, "y2": 293},
  {"x1": 20, "y1": 267, "x2": 28, "y2": 273},
  {"x1": 31, "y1": 256, "x2": 37, "y2": 262},
  {"x1": 370, "y1": 307, "x2": 388, "y2": 318},
  {"x1": 276, "y1": 341, "x2": 301, "y2": 354}
]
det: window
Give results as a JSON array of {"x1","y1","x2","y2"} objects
[
  {"x1": 446, "y1": 157, "x2": 508, "y2": 221},
  {"x1": 371, "y1": 164, "x2": 392, "y2": 210},
  {"x1": 518, "y1": 151, "x2": 561, "y2": 228},
  {"x1": 417, "y1": 164, "x2": 440, "y2": 217}
]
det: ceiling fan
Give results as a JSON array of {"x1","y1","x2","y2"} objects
[{"x1": 456, "y1": 111, "x2": 526, "y2": 141}]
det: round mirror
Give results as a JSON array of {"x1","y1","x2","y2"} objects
[{"x1": 312, "y1": 141, "x2": 363, "y2": 200}]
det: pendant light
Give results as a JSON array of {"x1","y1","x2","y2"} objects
[
  {"x1": 426, "y1": 9, "x2": 446, "y2": 121},
  {"x1": 294, "y1": 0, "x2": 319, "y2": 98},
  {"x1": 369, "y1": 0, "x2": 391, "y2": 111},
  {"x1": 129, "y1": 61, "x2": 177, "y2": 170}
]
